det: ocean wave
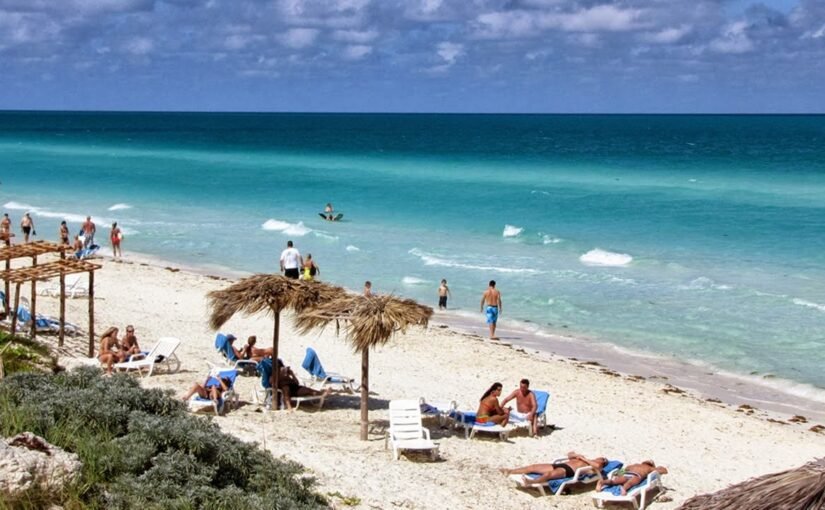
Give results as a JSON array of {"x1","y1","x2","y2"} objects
[
  {"x1": 346, "y1": 245, "x2": 360, "y2": 252},
  {"x1": 540, "y1": 234, "x2": 562, "y2": 244},
  {"x1": 503, "y1": 224, "x2": 523, "y2": 238},
  {"x1": 792, "y1": 298, "x2": 825, "y2": 313},
  {"x1": 579, "y1": 248, "x2": 633, "y2": 267},
  {"x1": 530, "y1": 190, "x2": 551, "y2": 196},
  {"x1": 408, "y1": 248, "x2": 543, "y2": 274},
  {"x1": 313, "y1": 232, "x2": 339, "y2": 241},
  {"x1": 261, "y1": 219, "x2": 312, "y2": 237},
  {"x1": 4, "y1": 201, "x2": 109, "y2": 224},
  {"x1": 402, "y1": 276, "x2": 429, "y2": 285},
  {"x1": 108, "y1": 203, "x2": 132, "y2": 211},
  {"x1": 679, "y1": 277, "x2": 732, "y2": 291}
]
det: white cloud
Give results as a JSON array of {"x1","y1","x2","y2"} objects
[
  {"x1": 542, "y1": 5, "x2": 647, "y2": 32},
  {"x1": 279, "y1": 27, "x2": 319, "y2": 49},
  {"x1": 643, "y1": 25, "x2": 691, "y2": 44},
  {"x1": 709, "y1": 21, "x2": 754, "y2": 54},
  {"x1": 331, "y1": 28, "x2": 377, "y2": 43},
  {"x1": 124, "y1": 36, "x2": 154, "y2": 55},
  {"x1": 342, "y1": 44, "x2": 371, "y2": 60},
  {"x1": 224, "y1": 34, "x2": 263, "y2": 50},
  {"x1": 437, "y1": 41, "x2": 463, "y2": 64},
  {"x1": 802, "y1": 23, "x2": 825, "y2": 39},
  {"x1": 474, "y1": 11, "x2": 537, "y2": 39}
]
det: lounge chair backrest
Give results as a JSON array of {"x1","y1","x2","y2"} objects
[
  {"x1": 534, "y1": 390, "x2": 550, "y2": 415},
  {"x1": 257, "y1": 358, "x2": 273, "y2": 389},
  {"x1": 208, "y1": 368, "x2": 239, "y2": 389},
  {"x1": 389, "y1": 400, "x2": 426, "y2": 442},
  {"x1": 301, "y1": 347, "x2": 327, "y2": 379},
  {"x1": 215, "y1": 333, "x2": 238, "y2": 362},
  {"x1": 154, "y1": 337, "x2": 181, "y2": 359}
]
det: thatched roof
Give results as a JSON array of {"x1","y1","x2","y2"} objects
[
  {"x1": 207, "y1": 274, "x2": 345, "y2": 330},
  {"x1": 677, "y1": 457, "x2": 825, "y2": 510},
  {"x1": 295, "y1": 294, "x2": 433, "y2": 352}
]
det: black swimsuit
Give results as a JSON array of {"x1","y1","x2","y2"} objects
[{"x1": 552, "y1": 462, "x2": 575, "y2": 478}]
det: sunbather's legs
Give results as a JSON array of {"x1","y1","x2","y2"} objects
[
  {"x1": 489, "y1": 412, "x2": 509, "y2": 427},
  {"x1": 295, "y1": 386, "x2": 330, "y2": 398},
  {"x1": 523, "y1": 467, "x2": 569, "y2": 485},
  {"x1": 181, "y1": 383, "x2": 209, "y2": 401},
  {"x1": 597, "y1": 475, "x2": 633, "y2": 493},
  {"x1": 500, "y1": 463, "x2": 555, "y2": 476},
  {"x1": 98, "y1": 353, "x2": 116, "y2": 375}
]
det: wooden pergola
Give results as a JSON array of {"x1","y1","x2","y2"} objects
[{"x1": 0, "y1": 240, "x2": 101, "y2": 356}]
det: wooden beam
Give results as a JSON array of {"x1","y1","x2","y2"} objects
[
  {"x1": 10, "y1": 282, "x2": 20, "y2": 335},
  {"x1": 88, "y1": 270, "x2": 95, "y2": 358},
  {"x1": 30, "y1": 255, "x2": 36, "y2": 340}
]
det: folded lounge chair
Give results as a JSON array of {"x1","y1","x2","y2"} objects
[
  {"x1": 385, "y1": 399, "x2": 439, "y2": 461},
  {"x1": 39, "y1": 274, "x2": 89, "y2": 299},
  {"x1": 253, "y1": 358, "x2": 326, "y2": 411},
  {"x1": 213, "y1": 333, "x2": 257, "y2": 374},
  {"x1": 188, "y1": 368, "x2": 240, "y2": 416},
  {"x1": 509, "y1": 458, "x2": 623, "y2": 497},
  {"x1": 419, "y1": 397, "x2": 457, "y2": 427},
  {"x1": 592, "y1": 470, "x2": 665, "y2": 510},
  {"x1": 114, "y1": 337, "x2": 182, "y2": 377},
  {"x1": 15, "y1": 306, "x2": 60, "y2": 335},
  {"x1": 301, "y1": 347, "x2": 356, "y2": 392}
]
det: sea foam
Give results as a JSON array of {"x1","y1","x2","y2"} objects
[
  {"x1": 108, "y1": 203, "x2": 132, "y2": 211},
  {"x1": 4, "y1": 201, "x2": 107, "y2": 224},
  {"x1": 409, "y1": 248, "x2": 542, "y2": 274},
  {"x1": 503, "y1": 224, "x2": 523, "y2": 237},
  {"x1": 402, "y1": 276, "x2": 429, "y2": 285},
  {"x1": 346, "y1": 245, "x2": 360, "y2": 252},
  {"x1": 579, "y1": 248, "x2": 633, "y2": 267},
  {"x1": 261, "y1": 219, "x2": 312, "y2": 237},
  {"x1": 792, "y1": 298, "x2": 825, "y2": 313}
]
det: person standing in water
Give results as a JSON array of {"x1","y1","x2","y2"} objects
[
  {"x1": 280, "y1": 240, "x2": 302, "y2": 279},
  {"x1": 20, "y1": 213, "x2": 35, "y2": 243},
  {"x1": 82, "y1": 216, "x2": 96, "y2": 247},
  {"x1": 110, "y1": 222, "x2": 123, "y2": 259},
  {"x1": 363, "y1": 281, "x2": 372, "y2": 296},
  {"x1": 480, "y1": 280, "x2": 502, "y2": 339},
  {"x1": 438, "y1": 279, "x2": 452, "y2": 310},
  {"x1": 1, "y1": 213, "x2": 11, "y2": 239},
  {"x1": 59, "y1": 221, "x2": 70, "y2": 246},
  {"x1": 302, "y1": 254, "x2": 320, "y2": 281},
  {"x1": 324, "y1": 203, "x2": 334, "y2": 221}
]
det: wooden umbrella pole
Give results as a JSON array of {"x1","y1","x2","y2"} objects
[
  {"x1": 58, "y1": 271, "x2": 65, "y2": 347},
  {"x1": 30, "y1": 255, "x2": 37, "y2": 340},
  {"x1": 271, "y1": 311, "x2": 280, "y2": 410},
  {"x1": 3, "y1": 237, "x2": 9, "y2": 317},
  {"x1": 88, "y1": 270, "x2": 95, "y2": 358},
  {"x1": 360, "y1": 349, "x2": 369, "y2": 441}
]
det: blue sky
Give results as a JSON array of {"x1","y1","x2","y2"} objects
[{"x1": 0, "y1": 0, "x2": 823, "y2": 113}]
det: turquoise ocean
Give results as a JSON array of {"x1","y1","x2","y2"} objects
[{"x1": 2, "y1": 112, "x2": 825, "y2": 406}]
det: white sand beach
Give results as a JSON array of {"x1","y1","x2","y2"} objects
[{"x1": 35, "y1": 255, "x2": 825, "y2": 510}]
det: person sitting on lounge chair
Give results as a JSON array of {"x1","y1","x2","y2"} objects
[
  {"x1": 501, "y1": 452, "x2": 608, "y2": 486},
  {"x1": 596, "y1": 460, "x2": 668, "y2": 495},
  {"x1": 501, "y1": 378, "x2": 539, "y2": 436},
  {"x1": 181, "y1": 375, "x2": 232, "y2": 405},
  {"x1": 98, "y1": 326, "x2": 123, "y2": 375},
  {"x1": 477, "y1": 382, "x2": 510, "y2": 426},
  {"x1": 277, "y1": 359, "x2": 330, "y2": 411},
  {"x1": 241, "y1": 335, "x2": 273, "y2": 362},
  {"x1": 121, "y1": 325, "x2": 142, "y2": 359}
]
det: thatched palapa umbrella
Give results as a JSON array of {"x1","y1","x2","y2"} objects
[
  {"x1": 296, "y1": 294, "x2": 433, "y2": 440},
  {"x1": 207, "y1": 274, "x2": 345, "y2": 401},
  {"x1": 677, "y1": 457, "x2": 825, "y2": 510}
]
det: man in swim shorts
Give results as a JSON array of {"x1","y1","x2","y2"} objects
[
  {"x1": 596, "y1": 460, "x2": 668, "y2": 495},
  {"x1": 480, "y1": 280, "x2": 502, "y2": 339},
  {"x1": 502, "y1": 378, "x2": 539, "y2": 436},
  {"x1": 500, "y1": 452, "x2": 608, "y2": 486},
  {"x1": 279, "y1": 240, "x2": 302, "y2": 279}
]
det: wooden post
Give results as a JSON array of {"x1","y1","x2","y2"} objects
[
  {"x1": 88, "y1": 270, "x2": 95, "y2": 358},
  {"x1": 271, "y1": 311, "x2": 280, "y2": 409},
  {"x1": 3, "y1": 236, "x2": 9, "y2": 317},
  {"x1": 30, "y1": 255, "x2": 37, "y2": 340},
  {"x1": 10, "y1": 282, "x2": 20, "y2": 335},
  {"x1": 360, "y1": 349, "x2": 369, "y2": 440},
  {"x1": 58, "y1": 271, "x2": 66, "y2": 347}
]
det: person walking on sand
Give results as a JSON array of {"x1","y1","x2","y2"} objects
[
  {"x1": 501, "y1": 378, "x2": 539, "y2": 436},
  {"x1": 279, "y1": 240, "x2": 302, "y2": 279},
  {"x1": 110, "y1": 222, "x2": 122, "y2": 259},
  {"x1": 480, "y1": 280, "x2": 502, "y2": 339},
  {"x1": 59, "y1": 221, "x2": 70, "y2": 246},
  {"x1": 438, "y1": 279, "x2": 452, "y2": 310},
  {"x1": 1, "y1": 213, "x2": 11, "y2": 239},
  {"x1": 82, "y1": 216, "x2": 96, "y2": 248},
  {"x1": 20, "y1": 213, "x2": 35, "y2": 243},
  {"x1": 363, "y1": 281, "x2": 372, "y2": 296}
]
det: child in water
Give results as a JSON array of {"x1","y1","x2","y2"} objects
[{"x1": 438, "y1": 279, "x2": 451, "y2": 310}]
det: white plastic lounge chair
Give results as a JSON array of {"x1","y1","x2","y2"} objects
[
  {"x1": 592, "y1": 470, "x2": 665, "y2": 510},
  {"x1": 509, "y1": 458, "x2": 623, "y2": 497},
  {"x1": 188, "y1": 368, "x2": 240, "y2": 416},
  {"x1": 452, "y1": 410, "x2": 530, "y2": 440},
  {"x1": 301, "y1": 347, "x2": 357, "y2": 393},
  {"x1": 40, "y1": 274, "x2": 89, "y2": 299},
  {"x1": 385, "y1": 399, "x2": 439, "y2": 461},
  {"x1": 252, "y1": 358, "x2": 326, "y2": 411},
  {"x1": 114, "y1": 337, "x2": 181, "y2": 377}
]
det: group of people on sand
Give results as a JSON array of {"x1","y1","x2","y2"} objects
[
  {"x1": 279, "y1": 240, "x2": 320, "y2": 281},
  {"x1": 479, "y1": 379, "x2": 668, "y2": 497},
  {"x1": 97, "y1": 325, "x2": 142, "y2": 375},
  {"x1": 0, "y1": 211, "x2": 124, "y2": 259}
]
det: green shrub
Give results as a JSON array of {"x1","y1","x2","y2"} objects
[
  {"x1": 0, "y1": 367, "x2": 329, "y2": 510},
  {"x1": 0, "y1": 332, "x2": 55, "y2": 375}
]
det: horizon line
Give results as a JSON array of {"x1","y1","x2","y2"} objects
[{"x1": 1, "y1": 109, "x2": 824, "y2": 116}]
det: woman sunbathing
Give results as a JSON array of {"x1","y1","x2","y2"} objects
[
  {"x1": 277, "y1": 359, "x2": 330, "y2": 411},
  {"x1": 241, "y1": 335, "x2": 273, "y2": 362},
  {"x1": 98, "y1": 326, "x2": 123, "y2": 375},
  {"x1": 596, "y1": 460, "x2": 668, "y2": 495},
  {"x1": 501, "y1": 452, "x2": 608, "y2": 486},
  {"x1": 476, "y1": 382, "x2": 510, "y2": 426},
  {"x1": 181, "y1": 375, "x2": 232, "y2": 404}
]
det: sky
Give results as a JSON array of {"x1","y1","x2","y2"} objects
[{"x1": 0, "y1": 0, "x2": 823, "y2": 113}]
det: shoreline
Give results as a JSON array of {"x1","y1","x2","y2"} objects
[{"x1": 101, "y1": 248, "x2": 825, "y2": 425}]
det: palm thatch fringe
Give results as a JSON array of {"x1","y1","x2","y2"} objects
[{"x1": 677, "y1": 457, "x2": 825, "y2": 510}]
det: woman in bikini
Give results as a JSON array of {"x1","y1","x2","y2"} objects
[
  {"x1": 98, "y1": 326, "x2": 123, "y2": 375},
  {"x1": 476, "y1": 382, "x2": 510, "y2": 426},
  {"x1": 276, "y1": 359, "x2": 329, "y2": 411},
  {"x1": 501, "y1": 452, "x2": 609, "y2": 486},
  {"x1": 596, "y1": 460, "x2": 668, "y2": 495},
  {"x1": 301, "y1": 254, "x2": 320, "y2": 281},
  {"x1": 181, "y1": 375, "x2": 232, "y2": 404}
]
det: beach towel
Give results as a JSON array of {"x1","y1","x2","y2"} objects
[
  {"x1": 215, "y1": 333, "x2": 239, "y2": 362},
  {"x1": 257, "y1": 357, "x2": 274, "y2": 389},
  {"x1": 16, "y1": 306, "x2": 51, "y2": 329},
  {"x1": 301, "y1": 347, "x2": 327, "y2": 380}
]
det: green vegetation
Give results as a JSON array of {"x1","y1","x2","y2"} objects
[
  {"x1": 0, "y1": 331, "x2": 56, "y2": 375},
  {"x1": 0, "y1": 367, "x2": 329, "y2": 510}
]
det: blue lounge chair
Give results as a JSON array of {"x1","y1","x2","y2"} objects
[
  {"x1": 255, "y1": 358, "x2": 326, "y2": 411},
  {"x1": 592, "y1": 470, "x2": 665, "y2": 509},
  {"x1": 214, "y1": 333, "x2": 257, "y2": 374},
  {"x1": 511, "y1": 459, "x2": 624, "y2": 497},
  {"x1": 188, "y1": 368, "x2": 239, "y2": 415},
  {"x1": 301, "y1": 347, "x2": 356, "y2": 392}
]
